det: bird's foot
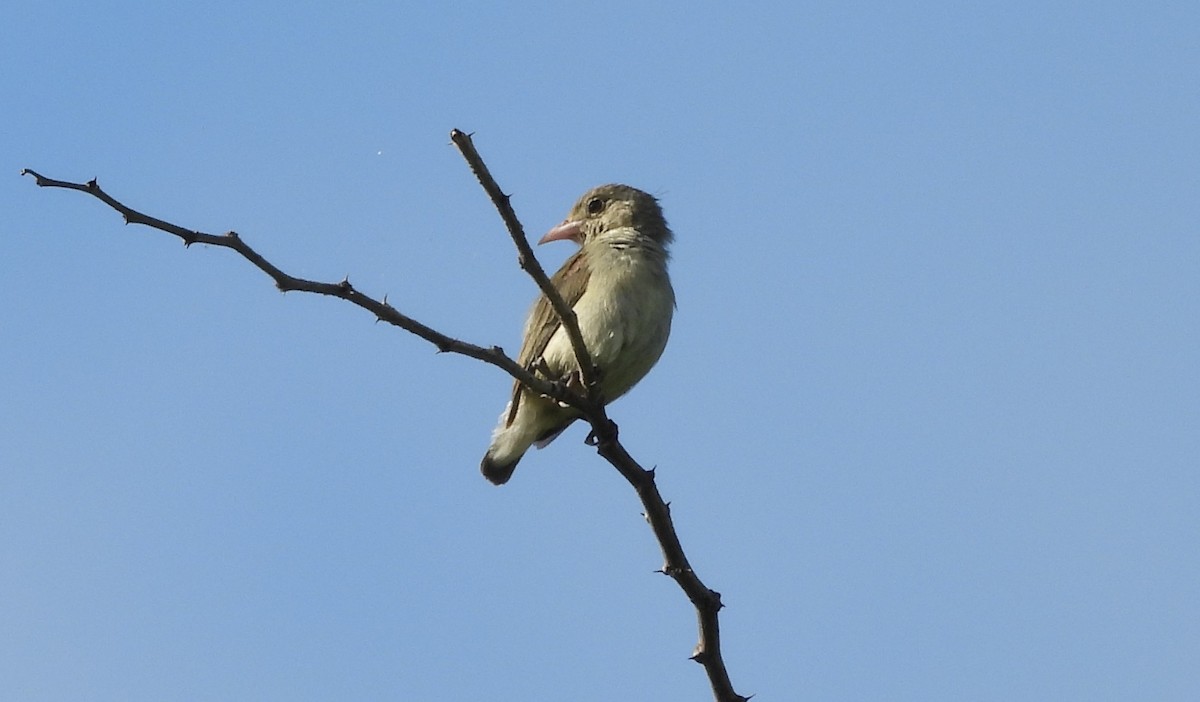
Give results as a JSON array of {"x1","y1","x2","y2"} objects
[
  {"x1": 564, "y1": 369, "x2": 586, "y2": 394},
  {"x1": 532, "y1": 358, "x2": 554, "y2": 378},
  {"x1": 549, "y1": 369, "x2": 585, "y2": 408}
]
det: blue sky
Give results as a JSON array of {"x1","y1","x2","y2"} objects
[{"x1": 3, "y1": 2, "x2": 1197, "y2": 700}]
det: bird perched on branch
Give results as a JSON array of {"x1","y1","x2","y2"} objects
[{"x1": 481, "y1": 184, "x2": 675, "y2": 485}]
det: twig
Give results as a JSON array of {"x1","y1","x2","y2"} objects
[
  {"x1": 17, "y1": 169, "x2": 567, "y2": 408},
  {"x1": 448, "y1": 130, "x2": 600, "y2": 401},
  {"x1": 22, "y1": 153, "x2": 749, "y2": 701}
]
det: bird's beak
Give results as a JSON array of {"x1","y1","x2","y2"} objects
[{"x1": 538, "y1": 219, "x2": 583, "y2": 245}]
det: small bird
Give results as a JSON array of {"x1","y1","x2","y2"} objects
[{"x1": 480, "y1": 184, "x2": 676, "y2": 485}]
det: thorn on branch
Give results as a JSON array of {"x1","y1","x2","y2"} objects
[
  {"x1": 377, "y1": 295, "x2": 395, "y2": 324},
  {"x1": 86, "y1": 178, "x2": 98, "y2": 191}
]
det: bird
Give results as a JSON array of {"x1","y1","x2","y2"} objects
[{"x1": 480, "y1": 184, "x2": 676, "y2": 485}]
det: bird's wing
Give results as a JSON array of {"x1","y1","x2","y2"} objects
[{"x1": 505, "y1": 249, "x2": 591, "y2": 426}]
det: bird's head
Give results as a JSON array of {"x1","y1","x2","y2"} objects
[{"x1": 539, "y1": 184, "x2": 672, "y2": 248}]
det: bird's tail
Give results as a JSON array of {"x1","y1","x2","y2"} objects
[
  {"x1": 480, "y1": 415, "x2": 537, "y2": 485},
  {"x1": 479, "y1": 416, "x2": 574, "y2": 485},
  {"x1": 480, "y1": 450, "x2": 520, "y2": 485}
]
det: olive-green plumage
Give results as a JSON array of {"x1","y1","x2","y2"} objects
[{"x1": 481, "y1": 184, "x2": 675, "y2": 485}]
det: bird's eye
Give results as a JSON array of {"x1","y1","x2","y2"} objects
[{"x1": 586, "y1": 197, "x2": 605, "y2": 215}]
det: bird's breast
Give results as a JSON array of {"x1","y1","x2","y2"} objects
[{"x1": 550, "y1": 247, "x2": 674, "y2": 401}]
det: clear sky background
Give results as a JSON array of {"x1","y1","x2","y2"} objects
[{"x1": 3, "y1": 2, "x2": 1197, "y2": 700}]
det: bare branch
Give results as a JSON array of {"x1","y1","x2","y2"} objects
[
  {"x1": 22, "y1": 149, "x2": 749, "y2": 701},
  {"x1": 17, "y1": 169, "x2": 569, "y2": 409},
  {"x1": 448, "y1": 130, "x2": 600, "y2": 402},
  {"x1": 594, "y1": 439, "x2": 746, "y2": 702}
]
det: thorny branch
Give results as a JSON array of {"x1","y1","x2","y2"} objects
[
  {"x1": 448, "y1": 129, "x2": 601, "y2": 402},
  {"x1": 17, "y1": 169, "x2": 569, "y2": 409},
  {"x1": 21, "y1": 135, "x2": 748, "y2": 702}
]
